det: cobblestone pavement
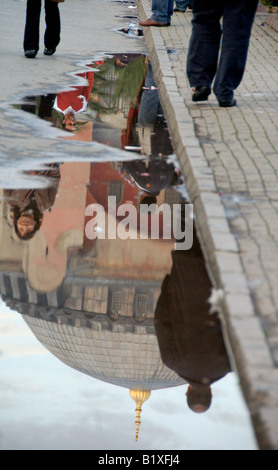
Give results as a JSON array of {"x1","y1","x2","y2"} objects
[{"x1": 137, "y1": 0, "x2": 278, "y2": 449}]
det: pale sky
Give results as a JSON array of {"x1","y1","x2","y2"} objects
[{"x1": 0, "y1": 301, "x2": 258, "y2": 450}]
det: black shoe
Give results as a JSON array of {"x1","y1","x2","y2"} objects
[
  {"x1": 173, "y1": 7, "x2": 186, "y2": 11},
  {"x1": 218, "y1": 98, "x2": 237, "y2": 107},
  {"x1": 44, "y1": 47, "x2": 56, "y2": 56},
  {"x1": 24, "y1": 49, "x2": 37, "y2": 59},
  {"x1": 192, "y1": 86, "x2": 211, "y2": 102}
]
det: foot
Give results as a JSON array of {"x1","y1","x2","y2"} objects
[
  {"x1": 44, "y1": 47, "x2": 56, "y2": 56},
  {"x1": 192, "y1": 86, "x2": 211, "y2": 102},
  {"x1": 218, "y1": 98, "x2": 237, "y2": 107},
  {"x1": 24, "y1": 49, "x2": 37, "y2": 59},
  {"x1": 173, "y1": 7, "x2": 186, "y2": 12},
  {"x1": 139, "y1": 18, "x2": 170, "y2": 27}
]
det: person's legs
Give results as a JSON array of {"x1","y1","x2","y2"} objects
[
  {"x1": 167, "y1": 0, "x2": 174, "y2": 21},
  {"x1": 44, "y1": 0, "x2": 61, "y2": 52},
  {"x1": 174, "y1": 0, "x2": 190, "y2": 11},
  {"x1": 23, "y1": 0, "x2": 42, "y2": 53},
  {"x1": 213, "y1": 0, "x2": 259, "y2": 102},
  {"x1": 151, "y1": 0, "x2": 174, "y2": 24},
  {"x1": 186, "y1": 0, "x2": 223, "y2": 89}
]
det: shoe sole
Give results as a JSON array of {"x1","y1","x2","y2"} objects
[
  {"x1": 192, "y1": 89, "x2": 211, "y2": 102},
  {"x1": 24, "y1": 51, "x2": 37, "y2": 58},
  {"x1": 44, "y1": 49, "x2": 56, "y2": 56},
  {"x1": 219, "y1": 99, "x2": 237, "y2": 107}
]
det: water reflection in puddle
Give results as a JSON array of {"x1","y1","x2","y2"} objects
[{"x1": 0, "y1": 54, "x2": 258, "y2": 450}]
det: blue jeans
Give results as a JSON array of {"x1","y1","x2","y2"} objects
[
  {"x1": 187, "y1": 0, "x2": 259, "y2": 101},
  {"x1": 175, "y1": 0, "x2": 191, "y2": 10},
  {"x1": 151, "y1": 0, "x2": 174, "y2": 24}
]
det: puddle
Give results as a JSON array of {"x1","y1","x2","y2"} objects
[
  {"x1": 0, "y1": 54, "x2": 258, "y2": 450},
  {"x1": 118, "y1": 25, "x2": 143, "y2": 37},
  {"x1": 115, "y1": 15, "x2": 138, "y2": 19},
  {"x1": 14, "y1": 54, "x2": 152, "y2": 150}
]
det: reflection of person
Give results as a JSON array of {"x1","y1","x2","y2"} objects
[
  {"x1": 24, "y1": 0, "x2": 61, "y2": 59},
  {"x1": 139, "y1": 0, "x2": 174, "y2": 27},
  {"x1": 53, "y1": 71, "x2": 95, "y2": 131},
  {"x1": 120, "y1": 60, "x2": 178, "y2": 196},
  {"x1": 122, "y1": 157, "x2": 176, "y2": 198},
  {"x1": 155, "y1": 228, "x2": 231, "y2": 413},
  {"x1": 4, "y1": 167, "x2": 60, "y2": 240},
  {"x1": 137, "y1": 61, "x2": 162, "y2": 126},
  {"x1": 187, "y1": 1, "x2": 259, "y2": 107}
]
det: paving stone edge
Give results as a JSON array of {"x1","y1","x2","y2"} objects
[
  {"x1": 265, "y1": 13, "x2": 278, "y2": 32},
  {"x1": 136, "y1": 0, "x2": 278, "y2": 450}
]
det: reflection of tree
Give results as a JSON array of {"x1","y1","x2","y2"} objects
[
  {"x1": 85, "y1": 55, "x2": 147, "y2": 117},
  {"x1": 111, "y1": 55, "x2": 147, "y2": 104}
]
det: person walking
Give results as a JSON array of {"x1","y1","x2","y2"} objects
[
  {"x1": 23, "y1": 0, "x2": 62, "y2": 58},
  {"x1": 187, "y1": 0, "x2": 259, "y2": 107}
]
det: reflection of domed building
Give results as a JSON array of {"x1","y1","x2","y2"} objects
[
  {"x1": 0, "y1": 161, "x2": 186, "y2": 440},
  {"x1": 1, "y1": 271, "x2": 185, "y2": 439},
  {"x1": 2, "y1": 273, "x2": 184, "y2": 390}
]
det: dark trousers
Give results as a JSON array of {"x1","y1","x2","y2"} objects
[
  {"x1": 24, "y1": 0, "x2": 61, "y2": 52},
  {"x1": 186, "y1": 0, "x2": 259, "y2": 101}
]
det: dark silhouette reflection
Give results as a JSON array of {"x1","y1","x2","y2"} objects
[
  {"x1": 155, "y1": 228, "x2": 232, "y2": 414},
  {"x1": 3, "y1": 55, "x2": 233, "y2": 441},
  {"x1": 3, "y1": 165, "x2": 60, "y2": 240},
  {"x1": 118, "y1": 60, "x2": 179, "y2": 204},
  {"x1": 122, "y1": 156, "x2": 177, "y2": 199}
]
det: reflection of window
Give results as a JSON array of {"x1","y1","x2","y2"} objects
[
  {"x1": 108, "y1": 287, "x2": 135, "y2": 320},
  {"x1": 111, "y1": 291, "x2": 123, "y2": 314},
  {"x1": 108, "y1": 180, "x2": 123, "y2": 205},
  {"x1": 134, "y1": 294, "x2": 148, "y2": 322},
  {"x1": 17, "y1": 277, "x2": 28, "y2": 302},
  {"x1": 64, "y1": 285, "x2": 83, "y2": 311},
  {"x1": 83, "y1": 286, "x2": 108, "y2": 314},
  {"x1": 108, "y1": 290, "x2": 123, "y2": 320},
  {"x1": 3, "y1": 275, "x2": 12, "y2": 298}
]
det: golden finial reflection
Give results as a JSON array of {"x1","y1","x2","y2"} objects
[{"x1": 129, "y1": 389, "x2": 151, "y2": 441}]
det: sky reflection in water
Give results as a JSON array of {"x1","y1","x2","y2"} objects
[{"x1": 0, "y1": 54, "x2": 258, "y2": 450}]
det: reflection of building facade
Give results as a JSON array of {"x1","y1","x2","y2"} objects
[
  {"x1": 0, "y1": 161, "x2": 185, "y2": 440},
  {"x1": 3, "y1": 56, "x2": 188, "y2": 439}
]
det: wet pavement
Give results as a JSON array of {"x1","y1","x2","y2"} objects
[
  {"x1": 0, "y1": 0, "x2": 276, "y2": 451},
  {"x1": 136, "y1": 0, "x2": 278, "y2": 450}
]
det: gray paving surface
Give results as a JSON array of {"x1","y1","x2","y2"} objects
[
  {"x1": 0, "y1": 0, "x2": 147, "y2": 185},
  {"x1": 136, "y1": 0, "x2": 278, "y2": 450},
  {"x1": 1, "y1": 0, "x2": 278, "y2": 450}
]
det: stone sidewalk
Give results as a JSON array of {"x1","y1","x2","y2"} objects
[{"x1": 136, "y1": 0, "x2": 278, "y2": 450}]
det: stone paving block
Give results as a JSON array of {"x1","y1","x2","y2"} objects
[
  {"x1": 259, "y1": 407, "x2": 278, "y2": 450},
  {"x1": 229, "y1": 317, "x2": 274, "y2": 368},
  {"x1": 224, "y1": 292, "x2": 256, "y2": 319}
]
